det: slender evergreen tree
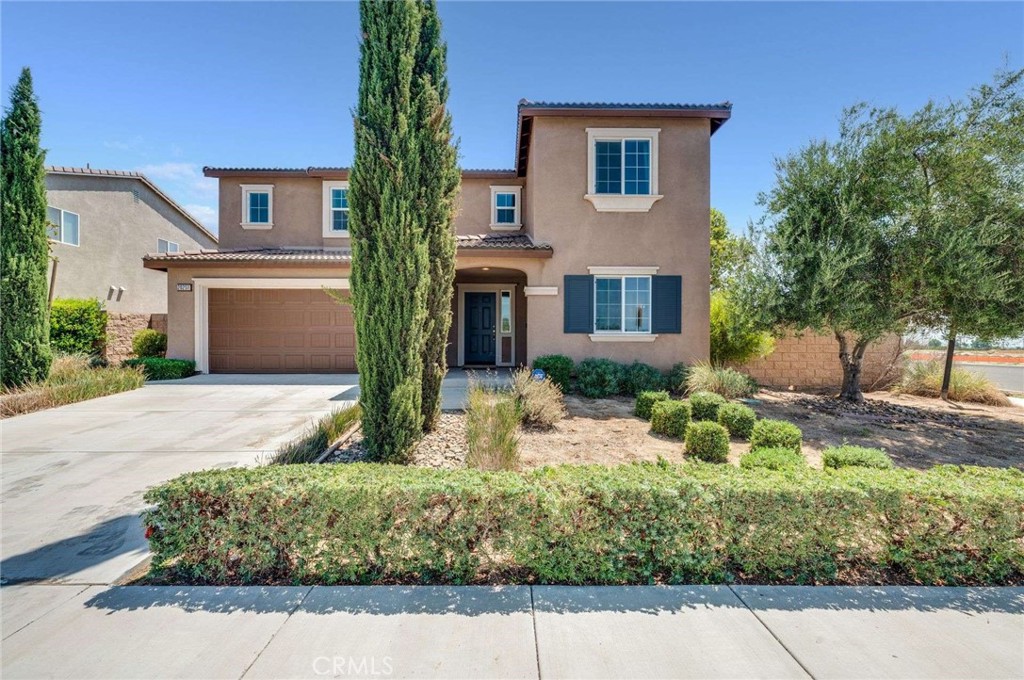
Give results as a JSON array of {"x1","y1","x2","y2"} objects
[
  {"x1": 349, "y1": 0, "x2": 428, "y2": 462},
  {"x1": 1, "y1": 68, "x2": 52, "y2": 388},
  {"x1": 413, "y1": 0, "x2": 460, "y2": 431}
]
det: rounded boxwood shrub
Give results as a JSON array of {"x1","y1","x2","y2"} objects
[
  {"x1": 690, "y1": 391, "x2": 727, "y2": 421},
  {"x1": 822, "y1": 445, "x2": 893, "y2": 470},
  {"x1": 532, "y1": 354, "x2": 574, "y2": 391},
  {"x1": 621, "y1": 361, "x2": 665, "y2": 396},
  {"x1": 50, "y1": 298, "x2": 107, "y2": 355},
  {"x1": 650, "y1": 399, "x2": 691, "y2": 439},
  {"x1": 634, "y1": 390, "x2": 670, "y2": 420},
  {"x1": 718, "y1": 402, "x2": 757, "y2": 440},
  {"x1": 750, "y1": 419, "x2": 803, "y2": 453},
  {"x1": 575, "y1": 358, "x2": 624, "y2": 398},
  {"x1": 132, "y1": 329, "x2": 167, "y2": 358},
  {"x1": 685, "y1": 421, "x2": 730, "y2": 463},
  {"x1": 740, "y1": 446, "x2": 806, "y2": 470}
]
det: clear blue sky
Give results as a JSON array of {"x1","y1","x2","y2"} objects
[{"x1": 3, "y1": 2, "x2": 1021, "y2": 234}]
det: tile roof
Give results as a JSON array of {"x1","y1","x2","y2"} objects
[
  {"x1": 47, "y1": 166, "x2": 218, "y2": 243},
  {"x1": 143, "y1": 247, "x2": 352, "y2": 263},
  {"x1": 518, "y1": 100, "x2": 732, "y2": 111},
  {"x1": 455, "y1": 233, "x2": 551, "y2": 250}
]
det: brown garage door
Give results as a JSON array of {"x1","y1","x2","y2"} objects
[{"x1": 208, "y1": 289, "x2": 356, "y2": 373}]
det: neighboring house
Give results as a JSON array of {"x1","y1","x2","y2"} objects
[
  {"x1": 46, "y1": 166, "x2": 218, "y2": 360},
  {"x1": 144, "y1": 100, "x2": 731, "y2": 374}
]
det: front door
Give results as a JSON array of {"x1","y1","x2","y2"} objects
[{"x1": 464, "y1": 292, "x2": 496, "y2": 365}]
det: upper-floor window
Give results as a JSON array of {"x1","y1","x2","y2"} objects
[
  {"x1": 47, "y1": 206, "x2": 80, "y2": 246},
  {"x1": 594, "y1": 275, "x2": 651, "y2": 334},
  {"x1": 158, "y1": 238, "x2": 180, "y2": 253},
  {"x1": 241, "y1": 184, "x2": 273, "y2": 229},
  {"x1": 490, "y1": 185, "x2": 521, "y2": 230},
  {"x1": 585, "y1": 128, "x2": 662, "y2": 213},
  {"x1": 322, "y1": 181, "x2": 350, "y2": 237}
]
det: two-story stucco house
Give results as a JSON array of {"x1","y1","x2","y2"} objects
[{"x1": 144, "y1": 101, "x2": 731, "y2": 374}]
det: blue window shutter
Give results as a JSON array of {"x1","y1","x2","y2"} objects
[
  {"x1": 651, "y1": 275, "x2": 682, "y2": 334},
  {"x1": 563, "y1": 275, "x2": 594, "y2": 333}
]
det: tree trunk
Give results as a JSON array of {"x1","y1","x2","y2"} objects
[
  {"x1": 940, "y1": 328, "x2": 957, "y2": 401},
  {"x1": 836, "y1": 331, "x2": 869, "y2": 403}
]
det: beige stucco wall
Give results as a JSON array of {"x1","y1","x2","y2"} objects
[
  {"x1": 739, "y1": 332, "x2": 905, "y2": 390},
  {"x1": 45, "y1": 175, "x2": 216, "y2": 314}
]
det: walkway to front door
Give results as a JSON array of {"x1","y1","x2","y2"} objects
[{"x1": 464, "y1": 291, "x2": 496, "y2": 365}]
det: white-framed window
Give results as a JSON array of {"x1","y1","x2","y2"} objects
[
  {"x1": 47, "y1": 206, "x2": 80, "y2": 246},
  {"x1": 322, "y1": 181, "x2": 350, "y2": 237},
  {"x1": 489, "y1": 185, "x2": 521, "y2": 229},
  {"x1": 158, "y1": 238, "x2": 180, "y2": 253},
  {"x1": 594, "y1": 275, "x2": 652, "y2": 334},
  {"x1": 585, "y1": 128, "x2": 662, "y2": 212},
  {"x1": 241, "y1": 184, "x2": 273, "y2": 229}
]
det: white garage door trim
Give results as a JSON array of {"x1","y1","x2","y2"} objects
[{"x1": 193, "y1": 277, "x2": 349, "y2": 374}]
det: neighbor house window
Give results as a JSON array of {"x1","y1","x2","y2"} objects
[
  {"x1": 241, "y1": 185, "x2": 273, "y2": 228},
  {"x1": 585, "y1": 128, "x2": 661, "y2": 212},
  {"x1": 157, "y1": 239, "x2": 180, "y2": 253},
  {"x1": 322, "y1": 181, "x2": 350, "y2": 236},
  {"x1": 489, "y1": 185, "x2": 521, "y2": 229},
  {"x1": 594, "y1": 276, "x2": 651, "y2": 333},
  {"x1": 47, "y1": 206, "x2": 80, "y2": 246}
]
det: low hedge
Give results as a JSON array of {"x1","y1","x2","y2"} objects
[
  {"x1": 575, "y1": 358, "x2": 623, "y2": 398},
  {"x1": 717, "y1": 402, "x2": 756, "y2": 439},
  {"x1": 532, "y1": 355, "x2": 573, "y2": 391},
  {"x1": 740, "y1": 447, "x2": 805, "y2": 471},
  {"x1": 823, "y1": 445, "x2": 894, "y2": 470},
  {"x1": 650, "y1": 399, "x2": 690, "y2": 439},
  {"x1": 634, "y1": 390, "x2": 670, "y2": 420},
  {"x1": 123, "y1": 357, "x2": 196, "y2": 381},
  {"x1": 144, "y1": 463, "x2": 1024, "y2": 586},
  {"x1": 684, "y1": 421, "x2": 730, "y2": 463},
  {"x1": 620, "y1": 362, "x2": 665, "y2": 396},
  {"x1": 750, "y1": 419, "x2": 802, "y2": 452},
  {"x1": 690, "y1": 391, "x2": 727, "y2": 421}
]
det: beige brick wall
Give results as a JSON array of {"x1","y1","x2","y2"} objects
[
  {"x1": 105, "y1": 313, "x2": 168, "y2": 365},
  {"x1": 739, "y1": 332, "x2": 904, "y2": 390}
]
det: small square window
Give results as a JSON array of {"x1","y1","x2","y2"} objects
[
  {"x1": 241, "y1": 185, "x2": 273, "y2": 227},
  {"x1": 46, "y1": 206, "x2": 80, "y2": 246},
  {"x1": 490, "y1": 186, "x2": 521, "y2": 228}
]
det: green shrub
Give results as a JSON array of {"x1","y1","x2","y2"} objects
[
  {"x1": 710, "y1": 290, "x2": 775, "y2": 365},
  {"x1": 273, "y1": 405, "x2": 362, "y2": 465},
  {"x1": 532, "y1": 355, "x2": 574, "y2": 391},
  {"x1": 132, "y1": 329, "x2": 167, "y2": 358},
  {"x1": 667, "y1": 362, "x2": 689, "y2": 395},
  {"x1": 685, "y1": 421, "x2": 730, "y2": 463},
  {"x1": 634, "y1": 390, "x2": 670, "y2": 420},
  {"x1": 511, "y1": 367, "x2": 565, "y2": 429},
  {"x1": 823, "y1": 445, "x2": 894, "y2": 470},
  {"x1": 686, "y1": 361, "x2": 757, "y2": 399},
  {"x1": 690, "y1": 391, "x2": 727, "y2": 421},
  {"x1": 718, "y1": 402, "x2": 757, "y2": 439},
  {"x1": 620, "y1": 361, "x2": 665, "y2": 396},
  {"x1": 144, "y1": 463, "x2": 1024, "y2": 586},
  {"x1": 466, "y1": 383, "x2": 520, "y2": 471},
  {"x1": 122, "y1": 357, "x2": 195, "y2": 381},
  {"x1": 740, "y1": 447, "x2": 806, "y2": 471},
  {"x1": 750, "y1": 419, "x2": 802, "y2": 453},
  {"x1": 575, "y1": 358, "x2": 624, "y2": 398},
  {"x1": 50, "y1": 298, "x2": 107, "y2": 355},
  {"x1": 650, "y1": 399, "x2": 691, "y2": 439}
]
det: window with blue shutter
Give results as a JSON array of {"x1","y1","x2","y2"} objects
[
  {"x1": 563, "y1": 275, "x2": 594, "y2": 333},
  {"x1": 650, "y1": 275, "x2": 682, "y2": 334}
]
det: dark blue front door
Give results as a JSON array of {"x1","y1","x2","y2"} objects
[{"x1": 464, "y1": 292, "x2": 496, "y2": 364}]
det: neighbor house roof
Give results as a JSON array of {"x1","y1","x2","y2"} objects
[
  {"x1": 143, "y1": 235, "x2": 552, "y2": 270},
  {"x1": 514, "y1": 99, "x2": 732, "y2": 177},
  {"x1": 202, "y1": 166, "x2": 517, "y2": 179},
  {"x1": 47, "y1": 166, "x2": 218, "y2": 243}
]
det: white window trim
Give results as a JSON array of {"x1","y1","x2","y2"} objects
[
  {"x1": 192, "y1": 277, "x2": 349, "y2": 374},
  {"x1": 322, "y1": 180, "x2": 350, "y2": 238},
  {"x1": 158, "y1": 238, "x2": 180, "y2": 253},
  {"x1": 47, "y1": 206, "x2": 80, "y2": 247},
  {"x1": 584, "y1": 127, "x2": 663, "y2": 213},
  {"x1": 456, "y1": 283, "x2": 516, "y2": 367},
  {"x1": 241, "y1": 184, "x2": 274, "y2": 229},
  {"x1": 489, "y1": 185, "x2": 522, "y2": 230},
  {"x1": 592, "y1": 274, "x2": 653, "y2": 337}
]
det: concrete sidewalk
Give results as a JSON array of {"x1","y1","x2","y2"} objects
[{"x1": 2, "y1": 585, "x2": 1020, "y2": 679}]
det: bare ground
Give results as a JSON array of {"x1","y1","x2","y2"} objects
[{"x1": 518, "y1": 391, "x2": 1024, "y2": 470}]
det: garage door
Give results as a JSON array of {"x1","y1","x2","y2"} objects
[{"x1": 208, "y1": 289, "x2": 356, "y2": 373}]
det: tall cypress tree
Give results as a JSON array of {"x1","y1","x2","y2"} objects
[
  {"x1": 1, "y1": 68, "x2": 52, "y2": 388},
  {"x1": 349, "y1": 0, "x2": 428, "y2": 462},
  {"x1": 414, "y1": 0, "x2": 460, "y2": 431}
]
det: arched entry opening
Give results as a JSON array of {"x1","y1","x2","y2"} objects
[{"x1": 448, "y1": 267, "x2": 528, "y2": 367}]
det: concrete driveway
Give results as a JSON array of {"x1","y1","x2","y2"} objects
[{"x1": 1, "y1": 375, "x2": 358, "y2": 585}]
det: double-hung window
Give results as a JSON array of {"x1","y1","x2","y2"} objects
[
  {"x1": 322, "y1": 181, "x2": 350, "y2": 236},
  {"x1": 594, "y1": 276, "x2": 651, "y2": 333},
  {"x1": 47, "y1": 206, "x2": 80, "y2": 246},
  {"x1": 586, "y1": 128, "x2": 662, "y2": 212},
  {"x1": 241, "y1": 185, "x2": 273, "y2": 228},
  {"x1": 157, "y1": 238, "x2": 180, "y2": 253},
  {"x1": 490, "y1": 185, "x2": 522, "y2": 229}
]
